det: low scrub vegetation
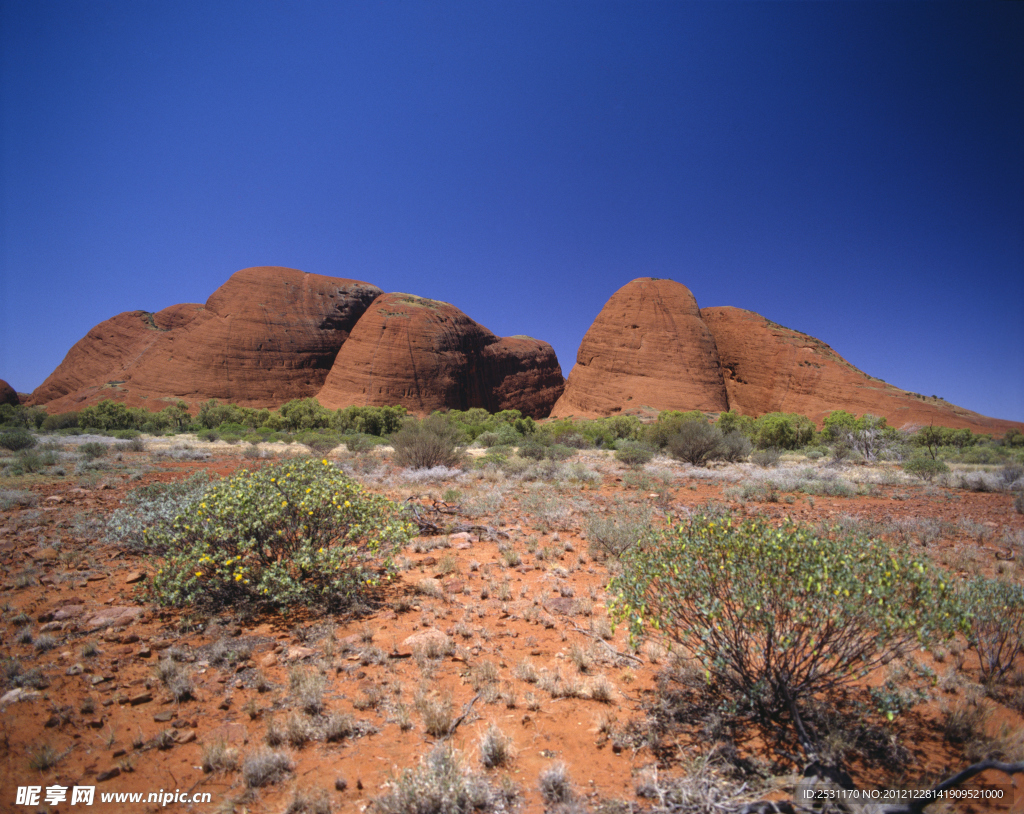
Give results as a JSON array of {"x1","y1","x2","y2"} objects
[
  {"x1": 610, "y1": 515, "x2": 959, "y2": 738},
  {"x1": 148, "y1": 458, "x2": 413, "y2": 611}
]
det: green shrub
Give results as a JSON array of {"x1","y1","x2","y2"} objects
[
  {"x1": 517, "y1": 437, "x2": 549, "y2": 460},
  {"x1": 332, "y1": 405, "x2": 408, "y2": 437},
  {"x1": 719, "y1": 430, "x2": 752, "y2": 462},
  {"x1": 78, "y1": 400, "x2": 136, "y2": 431},
  {"x1": 903, "y1": 457, "x2": 949, "y2": 482},
  {"x1": 0, "y1": 428, "x2": 36, "y2": 451},
  {"x1": 391, "y1": 414, "x2": 466, "y2": 469},
  {"x1": 16, "y1": 451, "x2": 47, "y2": 473},
  {"x1": 610, "y1": 515, "x2": 957, "y2": 725},
  {"x1": 614, "y1": 441, "x2": 654, "y2": 467},
  {"x1": 666, "y1": 421, "x2": 722, "y2": 466},
  {"x1": 79, "y1": 442, "x2": 107, "y2": 460},
  {"x1": 40, "y1": 412, "x2": 79, "y2": 432},
  {"x1": 750, "y1": 448, "x2": 781, "y2": 468},
  {"x1": 148, "y1": 458, "x2": 413, "y2": 611},
  {"x1": 643, "y1": 410, "x2": 709, "y2": 448},
  {"x1": 960, "y1": 577, "x2": 1024, "y2": 685}
]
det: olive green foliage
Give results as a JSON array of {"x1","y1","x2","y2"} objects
[
  {"x1": 903, "y1": 456, "x2": 949, "y2": 482},
  {"x1": 719, "y1": 430, "x2": 752, "y2": 462},
  {"x1": 78, "y1": 400, "x2": 136, "y2": 431},
  {"x1": 332, "y1": 405, "x2": 407, "y2": 436},
  {"x1": 715, "y1": 410, "x2": 754, "y2": 438},
  {"x1": 614, "y1": 440, "x2": 655, "y2": 467},
  {"x1": 751, "y1": 412, "x2": 816, "y2": 450},
  {"x1": 149, "y1": 458, "x2": 412, "y2": 611},
  {"x1": 961, "y1": 577, "x2": 1024, "y2": 685},
  {"x1": 643, "y1": 410, "x2": 709, "y2": 448},
  {"x1": 665, "y1": 419, "x2": 723, "y2": 466},
  {"x1": 610, "y1": 515, "x2": 957, "y2": 722},
  {"x1": 445, "y1": 407, "x2": 536, "y2": 442},
  {"x1": 390, "y1": 414, "x2": 466, "y2": 469},
  {"x1": 0, "y1": 428, "x2": 37, "y2": 451},
  {"x1": 40, "y1": 411, "x2": 81, "y2": 432},
  {"x1": 0, "y1": 403, "x2": 47, "y2": 429},
  {"x1": 822, "y1": 411, "x2": 896, "y2": 460},
  {"x1": 78, "y1": 442, "x2": 107, "y2": 460}
]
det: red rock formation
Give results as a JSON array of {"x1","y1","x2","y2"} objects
[
  {"x1": 0, "y1": 379, "x2": 19, "y2": 406},
  {"x1": 31, "y1": 267, "x2": 381, "y2": 412},
  {"x1": 551, "y1": 278, "x2": 728, "y2": 418},
  {"x1": 28, "y1": 309, "x2": 195, "y2": 410},
  {"x1": 316, "y1": 293, "x2": 564, "y2": 417},
  {"x1": 702, "y1": 306, "x2": 1022, "y2": 434}
]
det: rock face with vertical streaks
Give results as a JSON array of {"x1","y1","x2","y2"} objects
[
  {"x1": 551, "y1": 278, "x2": 729, "y2": 417},
  {"x1": 316, "y1": 293, "x2": 564, "y2": 417},
  {"x1": 30, "y1": 267, "x2": 381, "y2": 412},
  {"x1": 702, "y1": 306, "x2": 1023, "y2": 433}
]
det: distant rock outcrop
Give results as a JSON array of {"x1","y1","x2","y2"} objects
[
  {"x1": 702, "y1": 306, "x2": 1022, "y2": 434},
  {"x1": 554, "y1": 280, "x2": 1020, "y2": 434},
  {"x1": 550, "y1": 278, "x2": 728, "y2": 418},
  {"x1": 0, "y1": 379, "x2": 19, "y2": 406},
  {"x1": 316, "y1": 293, "x2": 564, "y2": 417},
  {"x1": 31, "y1": 267, "x2": 382, "y2": 412}
]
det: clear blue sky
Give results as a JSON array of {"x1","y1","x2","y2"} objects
[{"x1": 2, "y1": 1, "x2": 1022, "y2": 421}]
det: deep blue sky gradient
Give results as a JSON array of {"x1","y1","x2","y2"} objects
[{"x1": 2, "y1": 1, "x2": 1022, "y2": 420}]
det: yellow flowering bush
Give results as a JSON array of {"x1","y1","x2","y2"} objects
[
  {"x1": 609, "y1": 514, "x2": 958, "y2": 722},
  {"x1": 149, "y1": 459, "x2": 413, "y2": 610}
]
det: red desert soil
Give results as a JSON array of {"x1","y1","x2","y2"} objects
[{"x1": 1, "y1": 441, "x2": 1022, "y2": 813}]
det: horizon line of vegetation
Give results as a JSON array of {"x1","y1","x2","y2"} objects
[{"x1": 2, "y1": 397, "x2": 1022, "y2": 468}]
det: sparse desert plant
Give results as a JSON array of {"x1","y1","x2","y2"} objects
[
  {"x1": 416, "y1": 691, "x2": 455, "y2": 737},
  {"x1": 588, "y1": 674, "x2": 615, "y2": 703},
  {"x1": 371, "y1": 744, "x2": 512, "y2": 814},
  {"x1": 538, "y1": 762, "x2": 574, "y2": 805},
  {"x1": 0, "y1": 489, "x2": 37, "y2": 510},
  {"x1": 611, "y1": 514, "x2": 959, "y2": 732},
  {"x1": 284, "y1": 789, "x2": 334, "y2": 814},
  {"x1": 27, "y1": 744, "x2": 61, "y2": 772},
  {"x1": 148, "y1": 458, "x2": 412, "y2": 611},
  {"x1": 960, "y1": 577, "x2": 1024, "y2": 685},
  {"x1": 904, "y1": 456, "x2": 949, "y2": 482},
  {"x1": 104, "y1": 471, "x2": 213, "y2": 552},
  {"x1": 324, "y1": 713, "x2": 359, "y2": 742},
  {"x1": 586, "y1": 503, "x2": 651, "y2": 560},
  {"x1": 941, "y1": 699, "x2": 990, "y2": 744},
  {"x1": 283, "y1": 711, "x2": 317, "y2": 746},
  {"x1": 201, "y1": 740, "x2": 239, "y2": 773},
  {"x1": 242, "y1": 747, "x2": 294, "y2": 788},
  {"x1": 153, "y1": 658, "x2": 194, "y2": 701},
  {"x1": 289, "y1": 666, "x2": 326, "y2": 714},
  {"x1": 515, "y1": 658, "x2": 539, "y2": 683},
  {"x1": 478, "y1": 724, "x2": 515, "y2": 768},
  {"x1": 78, "y1": 441, "x2": 108, "y2": 460}
]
